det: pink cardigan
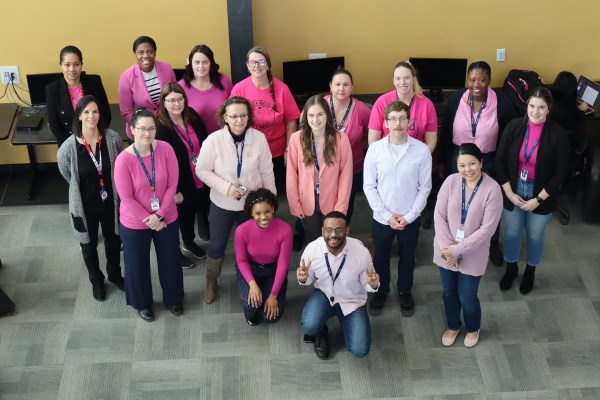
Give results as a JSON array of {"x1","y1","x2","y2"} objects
[
  {"x1": 286, "y1": 130, "x2": 353, "y2": 217},
  {"x1": 118, "y1": 60, "x2": 176, "y2": 140}
]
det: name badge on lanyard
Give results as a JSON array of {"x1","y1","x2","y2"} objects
[
  {"x1": 133, "y1": 143, "x2": 159, "y2": 211},
  {"x1": 521, "y1": 126, "x2": 540, "y2": 182},
  {"x1": 457, "y1": 175, "x2": 484, "y2": 242},
  {"x1": 82, "y1": 135, "x2": 108, "y2": 202},
  {"x1": 150, "y1": 197, "x2": 160, "y2": 211}
]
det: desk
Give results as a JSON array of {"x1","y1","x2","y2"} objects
[
  {"x1": 9, "y1": 104, "x2": 126, "y2": 200},
  {"x1": 0, "y1": 104, "x2": 18, "y2": 140}
]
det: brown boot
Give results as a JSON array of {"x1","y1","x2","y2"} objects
[{"x1": 204, "y1": 256, "x2": 223, "y2": 304}]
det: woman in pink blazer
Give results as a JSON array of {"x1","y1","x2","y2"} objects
[
  {"x1": 286, "y1": 95, "x2": 353, "y2": 243},
  {"x1": 118, "y1": 36, "x2": 176, "y2": 140}
]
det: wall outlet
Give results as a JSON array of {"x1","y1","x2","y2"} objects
[
  {"x1": 496, "y1": 48, "x2": 506, "y2": 62},
  {"x1": 308, "y1": 53, "x2": 327, "y2": 59},
  {"x1": 0, "y1": 66, "x2": 20, "y2": 84}
]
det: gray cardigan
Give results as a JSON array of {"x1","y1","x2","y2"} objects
[{"x1": 57, "y1": 129, "x2": 124, "y2": 244}]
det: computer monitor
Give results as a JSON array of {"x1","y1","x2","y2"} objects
[
  {"x1": 283, "y1": 56, "x2": 345, "y2": 97},
  {"x1": 26, "y1": 73, "x2": 63, "y2": 106},
  {"x1": 174, "y1": 68, "x2": 185, "y2": 81},
  {"x1": 408, "y1": 58, "x2": 468, "y2": 92}
]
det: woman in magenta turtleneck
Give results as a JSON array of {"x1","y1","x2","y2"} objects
[{"x1": 495, "y1": 87, "x2": 568, "y2": 295}]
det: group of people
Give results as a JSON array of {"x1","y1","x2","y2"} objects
[{"x1": 51, "y1": 36, "x2": 571, "y2": 359}]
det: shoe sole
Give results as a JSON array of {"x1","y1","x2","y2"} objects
[
  {"x1": 181, "y1": 247, "x2": 206, "y2": 260},
  {"x1": 181, "y1": 263, "x2": 196, "y2": 269}
]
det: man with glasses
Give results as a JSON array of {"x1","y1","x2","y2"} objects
[
  {"x1": 296, "y1": 211, "x2": 380, "y2": 360},
  {"x1": 363, "y1": 101, "x2": 432, "y2": 317}
]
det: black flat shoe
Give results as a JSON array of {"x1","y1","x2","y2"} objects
[
  {"x1": 170, "y1": 304, "x2": 183, "y2": 316},
  {"x1": 138, "y1": 308, "x2": 155, "y2": 322},
  {"x1": 399, "y1": 292, "x2": 415, "y2": 317},
  {"x1": 108, "y1": 276, "x2": 125, "y2": 292},
  {"x1": 369, "y1": 293, "x2": 386, "y2": 316},
  {"x1": 92, "y1": 283, "x2": 106, "y2": 301},
  {"x1": 314, "y1": 333, "x2": 330, "y2": 360}
]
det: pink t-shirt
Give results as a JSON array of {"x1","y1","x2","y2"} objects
[
  {"x1": 452, "y1": 89, "x2": 500, "y2": 154},
  {"x1": 114, "y1": 140, "x2": 179, "y2": 229},
  {"x1": 69, "y1": 84, "x2": 84, "y2": 110},
  {"x1": 175, "y1": 124, "x2": 203, "y2": 189},
  {"x1": 230, "y1": 77, "x2": 300, "y2": 157},
  {"x1": 368, "y1": 90, "x2": 438, "y2": 142},
  {"x1": 324, "y1": 95, "x2": 370, "y2": 174},
  {"x1": 179, "y1": 74, "x2": 233, "y2": 134},
  {"x1": 518, "y1": 121, "x2": 544, "y2": 180},
  {"x1": 234, "y1": 217, "x2": 293, "y2": 297}
]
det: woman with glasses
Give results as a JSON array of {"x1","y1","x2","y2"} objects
[
  {"x1": 179, "y1": 44, "x2": 232, "y2": 134},
  {"x1": 230, "y1": 47, "x2": 300, "y2": 194},
  {"x1": 156, "y1": 83, "x2": 209, "y2": 263},
  {"x1": 368, "y1": 61, "x2": 438, "y2": 153},
  {"x1": 118, "y1": 36, "x2": 176, "y2": 141},
  {"x1": 286, "y1": 95, "x2": 353, "y2": 242},
  {"x1": 196, "y1": 96, "x2": 276, "y2": 304},
  {"x1": 57, "y1": 95, "x2": 124, "y2": 301},
  {"x1": 114, "y1": 108, "x2": 183, "y2": 322}
]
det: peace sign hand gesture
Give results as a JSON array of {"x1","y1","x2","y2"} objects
[
  {"x1": 365, "y1": 263, "x2": 380, "y2": 289},
  {"x1": 297, "y1": 258, "x2": 311, "y2": 283}
]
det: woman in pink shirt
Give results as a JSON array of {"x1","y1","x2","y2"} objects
[
  {"x1": 114, "y1": 109, "x2": 183, "y2": 322},
  {"x1": 234, "y1": 188, "x2": 292, "y2": 325},
  {"x1": 230, "y1": 47, "x2": 300, "y2": 194},
  {"x1": 179, "y1": 44, "x2": 233, "y2": 134},
  {"x1": 286, "y1": 95, "x2": 353, "y2": 243},
  {"x1": 434, "y1": 143, "x2": 503, "y2": 348},
  {"x1": 324, "y1": 68, "x2": 371, "y2": 224}
]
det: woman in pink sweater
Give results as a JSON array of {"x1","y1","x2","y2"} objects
[
  {"x1": 433, "y1": 143, "x2": 503, "y2": 348},
  {"x1": 234, "y1": 188, "x2": 292, "y2": 325}
]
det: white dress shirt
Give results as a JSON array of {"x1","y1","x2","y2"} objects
[
  {"x1": 299, "y1": 237, "x2": 377, "y2": 316},
  {"x1": 363, "y1": 135, "x2": 432, "y2": 225}
]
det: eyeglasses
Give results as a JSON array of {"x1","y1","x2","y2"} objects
[
  {"x1": 134, "y1": 126, "x2": 157, "y2": 134},
  {"x1": 164, "y1": 97, "x2": 184, "y2": 104},
  {"x1": 386, "y1": 116, "x2": 409, "y2": 123},
  {"x1": 247, "y1": 60, "x2": 268, "y2": 68},
  {"x1": 324, "y1": 227, "x2": 345, "y2": 235},
  {"x1": 226, "y1": 113, "x2": 249, "y2": 120}
]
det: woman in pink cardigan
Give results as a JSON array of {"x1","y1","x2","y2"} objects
[
  {"x1": 286, "y1": 95, "x2": 353, "y2": 243},
  {"x1": 118, "y1": 36, "x2": 176, "y2": 140},
  {"x1": 433, "y1": 143, "x2": 503, "y2": 348}
]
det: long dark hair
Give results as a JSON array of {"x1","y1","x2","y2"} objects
[
  {"x1": 182, "y1": 44, "x2": 225, "y2": 91},
  {"x1": 299, "y1": 95, "x2": 337, "y2": 166},
  {"x1": 72, "y1": 95, "x2": 107, "y2": 137}
]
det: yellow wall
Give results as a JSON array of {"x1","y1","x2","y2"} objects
[
  {"x1": 0, "y1": 0, "x2": 230, "y2": 164},
  {"x1": 253, "y1": 0, "x2": 600, "y2": 92}
]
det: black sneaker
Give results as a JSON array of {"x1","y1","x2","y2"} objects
[
  {"x1": 108, "y1": 276, "x2": 125, "y2": 291},
  {"x1": 369, "y1": 293, "x2": 387, "y2": 316},
  {"x1": 399, "y1": 292, "x2": 415, "y2": 317},
  {"x1": 92, "y1": 282, "x2": 106, "y2": 301},
  {"x1": 182, "y1": 242, "x2": 206, "y2": 260},
  {"x1": 180, "y1": 251, "x2": 195, "y2": 269},
  {"x1": 313, "y1": 332, "x2": 330, "y2": 360},
  {"x1": 489, "y1": 240, "x2": 503, "y2": 267}
]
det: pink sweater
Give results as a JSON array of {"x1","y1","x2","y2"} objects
[
  {"x1": 433, "y1": 173, "x2": 503, "y2": 276},
  {"x1": 234, "y1": 217, "x2": 293, "y2": 297},
  {"x1": 518, "y1": 121, "x2": 544, "y2": 180},
  {"x1": 114, "y1": 141, "x2": 179, "y2": 229},
  {"x1": 179, "y1": 74, "x2": 233, "y2": 134}
]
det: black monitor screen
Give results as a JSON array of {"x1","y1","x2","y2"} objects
[
  {"x1": 408, "y1": 58, "x2": 468, "y2": 90},
  {"x1": 174, "y1": 68, "x2": 185, "y2": 81},
  {"x1": 283, "y1": 57, "x2": 345, "y2": 96},
  {"x1": 27, "y1": 73, "x2": 63, "y2": 106}
]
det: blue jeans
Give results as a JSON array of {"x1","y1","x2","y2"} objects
[
  {"x1": 301, "y1": 289, "x2": 371, "y2": 358},
  {"x1": 438, "y1": 267, "x2": 482, "y2": 333},
  {"x1": 503, "y1": 179, "x2": 552, "y2": 266},
  {"x1": 372, "y1": 217, "x2": 420, "y2": 296}
]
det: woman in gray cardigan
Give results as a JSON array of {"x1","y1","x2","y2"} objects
[{"x1": 57, "y1": 95, "x2": 125, "y2": 301}]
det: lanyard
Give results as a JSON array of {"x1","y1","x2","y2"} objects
[
  {"x1": 132, "y1": 144, "x2": 156, "y2": 193},
  {"x1": 523, "y1": 126, "x2": 540, "y2": 165},
  {"x1": 311, "y1": 138, "x2": 320, "y2": 172},
  {"x1": 469, "y1": 93, "x2": 487, "y2": 138},
  {"x1": 170, "y1": 119, "x2": 194, "y2": 155},
  {"x1": 81, "y1": 135, "x2": 104, "y2": 189},
  {"x1": 329, "y1": 96, "x2": 353, "y2": 131},
  {"x1": 461, "y1": 175, "x2": 484, "y2": 226},
  {"x1": 324, "y1": 252, "x2": 347, "y2": 302},
  {"x1": 236, "y1": 140, "x2": 245, "y2": 180}
]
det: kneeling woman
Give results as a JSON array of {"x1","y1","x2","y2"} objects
[
  {"x1": 433, "y1": 143, "x2": 503, "y2": 348},
  {"x1": 234, "y1": 188, "x2": 292, "y2": 325},
  {"x1": 114, "y1": 109, "x2": 183, "y2": 322}
]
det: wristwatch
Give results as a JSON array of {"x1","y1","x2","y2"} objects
[
  {"x1": 155, "y1": 214, "x2": 164, "y2": 222},
  {"x1": 535, "y1": 196, "x2": 545, "y2": 204}
]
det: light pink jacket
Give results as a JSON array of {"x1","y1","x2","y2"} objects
[
  {"x1": 118, "y1": 60, "x2": 176, "y2": 140},
  {"x1": 286, "y1": 130, "x2": 353, "y2": 217}
]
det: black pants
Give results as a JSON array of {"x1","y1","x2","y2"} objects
[
  {"x1": 273, "y1": 155, "x2": 286, "y2": 195},
  {"x1": 80, "y1": 203, "x2": 122, "y2": 285},
  {"x1": 236, "y1": 261, "x2": 287, "y2": 323},
  {"x1": 178, "y1": 186, "x2": 211, "y2": 245},
  {"x1": 207, "y1": 203, "x2": 250, "y2": 259}
]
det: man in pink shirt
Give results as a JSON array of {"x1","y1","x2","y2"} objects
[{"x1": 297, "y1": 211, "x2": 380, "y2": 360}]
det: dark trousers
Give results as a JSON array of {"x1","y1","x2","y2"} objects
[
  {"x1": 236, "y1": 262, "x2": 287, "y2": 323},
  {"x1": 207, "y1": 203, "x2": 250, "y2": 259},
  {"x1": 439, "y1": 267, "x2": 482, "y2": 332},
  {"x1": 120, "y1": 221, "x2": 184, "y2": 310},
  {"x1": 273, "y1": 155, "x2": 286, "y2": 195},
  {"x1": 372, "y1": 217, "x2": 421, "y2": 296},
  {"x1": 346, "y1": 172, "x2": 363, "y2": 225},
  {"x1": 80, "y1": 204, "x2": 122, "y2": 285},
  {"x1": 178, "y1": 186, "x2": 211, "y2": 245},
  {"x1": 301, "y1": 193, "x2": 323, "y2": 243}
]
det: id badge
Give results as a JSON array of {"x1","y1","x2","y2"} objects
[
  {"x1": 520, "y1": 168, "x2": 528, "y2": 181},
  {"x1": 455, "y1": 229, "x2": 465, "y2": 242},
  {"x1": 150, "y1": 197, "x2": 160, "y2": 211},
  {"x1": 100, "y1": 187, "x2": 108, "y2": 201},
  {"x1": 191, "y1": 154, "x2": 198, "y2": 165}
]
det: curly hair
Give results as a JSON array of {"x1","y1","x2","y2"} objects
[
  {"x1": 216, "y1": 96, "x2": 255, "y2": 129},
  {"x1": 244, "y1": 188, "x2": 278, "y2": 214}
]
